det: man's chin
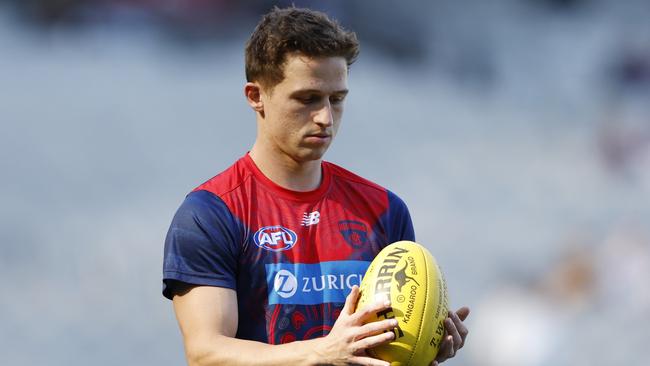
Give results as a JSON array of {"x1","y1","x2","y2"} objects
[{"x1": 294, "y1": 147, "x2": 329, "y2": 162}]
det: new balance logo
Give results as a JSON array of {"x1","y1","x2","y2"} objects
[{"x1": 301, "y1": 211, "x2": 320, "y2": 226}]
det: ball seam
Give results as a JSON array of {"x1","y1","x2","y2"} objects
[{"x1": 406, "y1": 243, "x2": 429, "y2": 366}]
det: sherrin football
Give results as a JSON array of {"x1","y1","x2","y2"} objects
[{"x1": 356, "y1": 241, "x2": 449, "y2": 366}]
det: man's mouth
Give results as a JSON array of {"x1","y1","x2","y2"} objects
[
  {"x1": 308, "y1": 133, "x2": 331, "y2": 138},
  {"x1": 304, "y1": 133, "x2": 332, "y2": 144}
]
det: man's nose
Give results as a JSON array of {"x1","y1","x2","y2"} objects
[{"x1": 314, "y1": 101, "x2": 333, "y2": 126}]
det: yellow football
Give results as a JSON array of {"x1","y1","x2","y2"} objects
[{"x1": 356, "y1": 241, "x2": 449, "y2": 366}]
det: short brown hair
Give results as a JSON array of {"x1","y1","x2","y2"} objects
[{"x1": 245, "y1": 7, "x2": 359, "y2": 89}]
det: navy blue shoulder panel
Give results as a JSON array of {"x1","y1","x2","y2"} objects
[
  {"x1": 379, "y1": 190, "x2": 415, "y2": 244},
  {"x1": 162, "y1": 190, "x2": 244, "y2": 299}
]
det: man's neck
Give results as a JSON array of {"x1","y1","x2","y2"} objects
[{"x1": 248, "y1": 146, "x2": 323, "y2": 192}]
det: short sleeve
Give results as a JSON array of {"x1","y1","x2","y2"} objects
[
  {"x1": 383, "y1": 190, "x2": 416, "y2": 243},
  {"x1": 162, "y1": 190, "x2": 243, "y2": 300}
]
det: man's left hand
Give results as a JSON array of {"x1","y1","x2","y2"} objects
[{"x1": 430, "y1": 307, "x2": 470, "y2": 365}]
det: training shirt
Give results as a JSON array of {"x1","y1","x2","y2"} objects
[{"x1": 163, "y1": 153, "x2": 415, "y2": 344}]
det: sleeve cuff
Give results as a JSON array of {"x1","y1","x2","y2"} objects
[{"x1": 162, "y1": 271, "x2": 236, "y2": 300}]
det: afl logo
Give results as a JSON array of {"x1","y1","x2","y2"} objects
[{"x1": 253, "y1": 226, "x2": 298, "y2": 251}]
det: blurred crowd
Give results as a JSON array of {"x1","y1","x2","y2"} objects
[
  {"x1": 470, "y1": 225, "x2": 650, "y2": 366},
  {"x1": 0, "y1": 0, "x2": 431, "y2": 59},
  {"x1": 1, "y1": 0, "x2": 649, "y2": 365}
]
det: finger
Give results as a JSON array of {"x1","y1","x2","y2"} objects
[
  {"x1": 451, "y1": 310, "x2": 469, "y2": 348},
  {"x1": 357, "y1": 318, "x2": 398, "y2": 339},
  {"x1": 445, "y1": 315, "x2": 462, "y2": 353},
  {"x1": 352, "y1": 296, "x2": 391, "y2": 324},
  {"x1": 348, "y1": 355, "x2": 390, "y2": 366},
  {"x1": 435, "y1": 335, "x2": 453, "y2": 362},
  {"x1": 456, "y1": 306, "x2": 470, "y2": 321},
  {"x1": 343, "y1": 285, "x2": 361, "y2": 315},
  {"x1": 446, "y1": 335, "x2": 455, "y2": 358},
  {"x1": 354, "y1": 329, "x2": 395, "y2": 351}
]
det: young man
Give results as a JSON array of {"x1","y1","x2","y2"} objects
[{"x1": 163, "y1": 7, "x2": 468, "y2": 366}]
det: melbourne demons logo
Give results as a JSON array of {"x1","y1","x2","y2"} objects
[
  {"x1": 253, "y1": 226, "x2": 298, "y2": 252},
  {"x1": 338, "y1": 220, "x2": 369, "y2": 248}
]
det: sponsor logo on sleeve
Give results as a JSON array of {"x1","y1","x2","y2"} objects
[
  {"x1": 253, "y1": 226, "x2": 298, "y2": 252},
  {"x1": 266, "y1": 261, "x2": 370, "y2": 305}
]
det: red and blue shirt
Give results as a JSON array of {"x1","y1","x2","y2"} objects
[{"x1": 163, "y1": 154, "x2": 414, "y2": 344}]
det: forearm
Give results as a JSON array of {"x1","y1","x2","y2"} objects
[{"x1": 185, "y1": 335, "x2": 322, "y2": 366}]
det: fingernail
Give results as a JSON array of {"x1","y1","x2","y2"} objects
[{"x1": 391, "y1": 319, "x2": 398, "y2": 326}]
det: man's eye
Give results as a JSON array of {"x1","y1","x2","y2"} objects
[
  {"x1": 299, "y1": 96, "x2": 318, "y2": 104},
  {"x1": 330, "y1": 96, "x2": 345, "y2": 104}
]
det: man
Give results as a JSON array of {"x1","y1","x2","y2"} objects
[{"x1": 163, "y1": 7, "x2": 468, "y2": 366}]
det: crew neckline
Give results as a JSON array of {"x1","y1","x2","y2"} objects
[{"x1": 242, "y1": 153, "x2": 331, "y2": 202}]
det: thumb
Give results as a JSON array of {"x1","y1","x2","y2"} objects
[{"x1": 342, "y1": 285, "x2": 360, "y2": 315}]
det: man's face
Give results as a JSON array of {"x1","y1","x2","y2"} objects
[{"x1": 258, "y1": 54, "x2": 349, "y2": 163}]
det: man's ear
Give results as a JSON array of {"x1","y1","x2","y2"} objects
[{"x1": 244, "y1": 82, "x2": 264, "y2": 112}]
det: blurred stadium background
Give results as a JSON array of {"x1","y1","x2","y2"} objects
[{"x1": 1, "y1": 0, "x2": 649, "y2": 365}]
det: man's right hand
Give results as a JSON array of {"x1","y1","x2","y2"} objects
[
  {"x1": 310, "y1": 286, "x2": 398, "y2": 366},
  {"x1": 173, "y1": 284, "x2": 397, "y2": 366}
]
